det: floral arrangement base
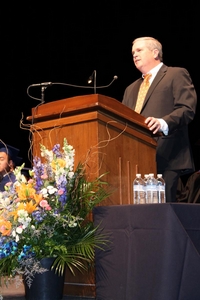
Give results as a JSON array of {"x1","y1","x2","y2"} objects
[{"x1": 23, "y1": 257, "x2": 64, "y2": 300}]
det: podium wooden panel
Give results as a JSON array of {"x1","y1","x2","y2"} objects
[
  {"x1": 28, "y1": 94, "x2": 157, "y2": 206},
  {"x1": 27, "y1": 94, "x2": 157, "y2": 297}
]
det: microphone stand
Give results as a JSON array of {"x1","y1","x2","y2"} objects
[
  {"x1": 94, "y1": 70, "x2": 97, "y2": 94},
  {"x1": 27, "y1": 75, "x2": 118, "y2": 102},
  {"x1": 88, "y1": 70, "x2": 97, "y2": 94},
  {"x1": 41, "y1": 86, "x2": 47, "y2": 103}
]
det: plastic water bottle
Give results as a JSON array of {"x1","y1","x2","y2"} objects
[
  {"x1": 157, "y1": 174, "x2": 166, "y2": 203},
  {"x1": 143, "y1": 174, "x2": 149, "y2": 203},
  {"x1": 146, "y1": 173, "x2": 158, "y2": 203},
  {"x1": 144, "y1": 174, "x2": 149, "y2": 183},
  {"x1": 133, "y1": 174, "x2": 146, "y2": 204}
]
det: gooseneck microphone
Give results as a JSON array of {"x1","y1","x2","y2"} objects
[
  {"x1": 30, "y1": 82, "x2": 52, "y2": 87},
  {"x1": 97, "y1": 75, "x2": 118, "y2": 89},
  {"x1": 87, "y1": 70, "x2": 97, "y2": 94},
  {"x1": 27, "y1": 82, "x2": 53, "y2": 103},
  {"x1": 27, "y1": 74, "x2": 118, "y2": 102}
]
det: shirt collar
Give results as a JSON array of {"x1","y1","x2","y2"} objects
[{"x1": 142, "y1": 62, "x2": 163, "y2": 82}]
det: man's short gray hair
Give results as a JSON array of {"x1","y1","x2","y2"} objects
[{"x1": 132, "y1": 37, "x2": 163, "y2": 61}]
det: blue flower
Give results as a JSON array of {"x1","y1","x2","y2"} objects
[
  {"x1": 18, "y1": 245, "x2": 35, "y2": 260},
  {"x1": 52, "y1": 144, "x2": 62, "y2": 157},
  {"x1": 0, "y1": 241, "x2": 18, "y2": 258}
]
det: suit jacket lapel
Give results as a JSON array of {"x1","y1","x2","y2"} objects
[{"x1": 140, "y1": 64, "x2": 167, "y2": 112}]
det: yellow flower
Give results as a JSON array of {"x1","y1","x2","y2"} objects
[
  {"x1": 0, "y1": 218, "x2": 12, "y2": 236},
  {"x1": 10, "y1": 194, "x2": 43, "y2": 220},
  {"x1": 18, "y1": 200, "x2": 37, "y2": 214},
  {"x1": 16, "y1": 182, "x2": 37, "y2": 200},
  {"x1": 33, "y1": 193, "x2": 43, "y2": 205},
  {"x1": 51, "y1": 158, "x2": 66, "y2": 172}
]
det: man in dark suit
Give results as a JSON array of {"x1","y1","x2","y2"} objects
[{"x1": 122, "y1": 37, "x2": 197, "y2": 202}]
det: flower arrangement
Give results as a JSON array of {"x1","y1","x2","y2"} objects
[{"x1": 0, "y1": 138, "x2": 110, "y2": 291}]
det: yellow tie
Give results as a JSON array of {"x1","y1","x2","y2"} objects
[{"x1": 135, "y1": 73, "x2": 152, "y2": 113}]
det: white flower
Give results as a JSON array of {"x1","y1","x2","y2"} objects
[
  {"x1": 68, "y1": 171, "x2": 74, "y2": 178},
  {"x1": 16, "y1": 226, "x2": 23, "y2": 234},
  {"x1": 17, "y1": 210, "x2": 31, "y2": 228},
  {"x1": 68, "y1": 221, "x2": 77, "y2": 228},
  {"x1": 40, "y1": 188, "x2": 48, "y2": 197},
  {"x1": 13, "y1": 165, "x2": 27, "y2": 183},
  {"x1": 0, "y1": 195, "x2": 11, "y2": 208},
  {"x1": 12, "y1": 230, "x2": 20, "y2": 242},
  {"x1": 47, "y1": 185, "x2": 57, "y2": 194},
  {"x1": 41, "y1": 149, "x2": 54, "y2": 161},
  {"x1": 21, "y1": 217, "x2": 32, "y2": 228},
  {"x1": 15, "y1": 173, "x2": 27, "y2": 183},
  {"x1": 41, "y1": 186, "x2": 57, "y2": 196},
  {"x1": 17, "y1": 209, "x2": 29, "y2": 220},
  {"x1": 15, "y1": 234, "x2": 20, "y2": 242}
]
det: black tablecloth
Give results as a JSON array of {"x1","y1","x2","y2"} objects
[{"x1": 93, "y1": 203, "x2": 200, "y2": 300}]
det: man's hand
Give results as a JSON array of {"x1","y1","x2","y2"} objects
[{"x1": 145, "y1": 117, "x2": 161, "y2": 134}]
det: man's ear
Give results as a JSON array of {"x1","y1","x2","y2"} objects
[{"x1": 153, "y1": 48, "x2": 159, "y2": 59}]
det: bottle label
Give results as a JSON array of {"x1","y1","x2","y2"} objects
[
  {"x1": 157, "y1": 186, "x2": 165, "y2": 191},
  {"x1": 146, "y1": 185, "x2": 158, "y2": 203},
  {"x1": 133, "y1": 185, "x2": 146, "y2": 204}
]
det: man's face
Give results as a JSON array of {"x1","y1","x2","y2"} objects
[
  {"x1": 0, "y1": 152, "x2": 9, "y2": 173},
  {"x1": 132, "y1": 40, "x2": 158, "y2": 74}
]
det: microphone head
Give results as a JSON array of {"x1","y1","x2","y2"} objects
[
  {"x1": 88, "y1": 76, "x2": 93, "y2": 84},
  {"x1": 113, "y1": 75, "x2": 118, "y2": 80}
]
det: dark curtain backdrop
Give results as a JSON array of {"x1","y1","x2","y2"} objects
[{"x1": 0, "y1": 1, "x2": 199, "y2": 171}]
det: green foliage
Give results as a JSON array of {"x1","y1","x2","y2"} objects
[{"x1": 0, "y1": 139, "x2": 111, "y2": 289}]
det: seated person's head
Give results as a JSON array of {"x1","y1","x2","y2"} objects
[{"x1": 0, "y1": 148, "x2": 15, "y2": 175}]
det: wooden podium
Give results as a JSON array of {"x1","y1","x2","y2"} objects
[
  {"x1": 27, "y1": 94, "x2": 157, "y2": 297},
  {"x1": 28, "y1": 93, "x2": 157, "y2": 206}
]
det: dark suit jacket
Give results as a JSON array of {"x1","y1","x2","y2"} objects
[
  {"x1": 122, "y1": 64, "x2": 197, "y2": 173},
  {"x1": 177, "y1": 171, "x2": 200, "y2": 203},
  {"x1": 0, "y1": 172, "x2": 16, "y2": 192}
]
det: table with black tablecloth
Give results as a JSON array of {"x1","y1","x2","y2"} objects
[{"x1": 93, "y1": 203, "x2": 200, "y2": 300}]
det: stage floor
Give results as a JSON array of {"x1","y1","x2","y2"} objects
[{"x1": 1, "y1": 283, "x2": 94, "y2": 300}]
